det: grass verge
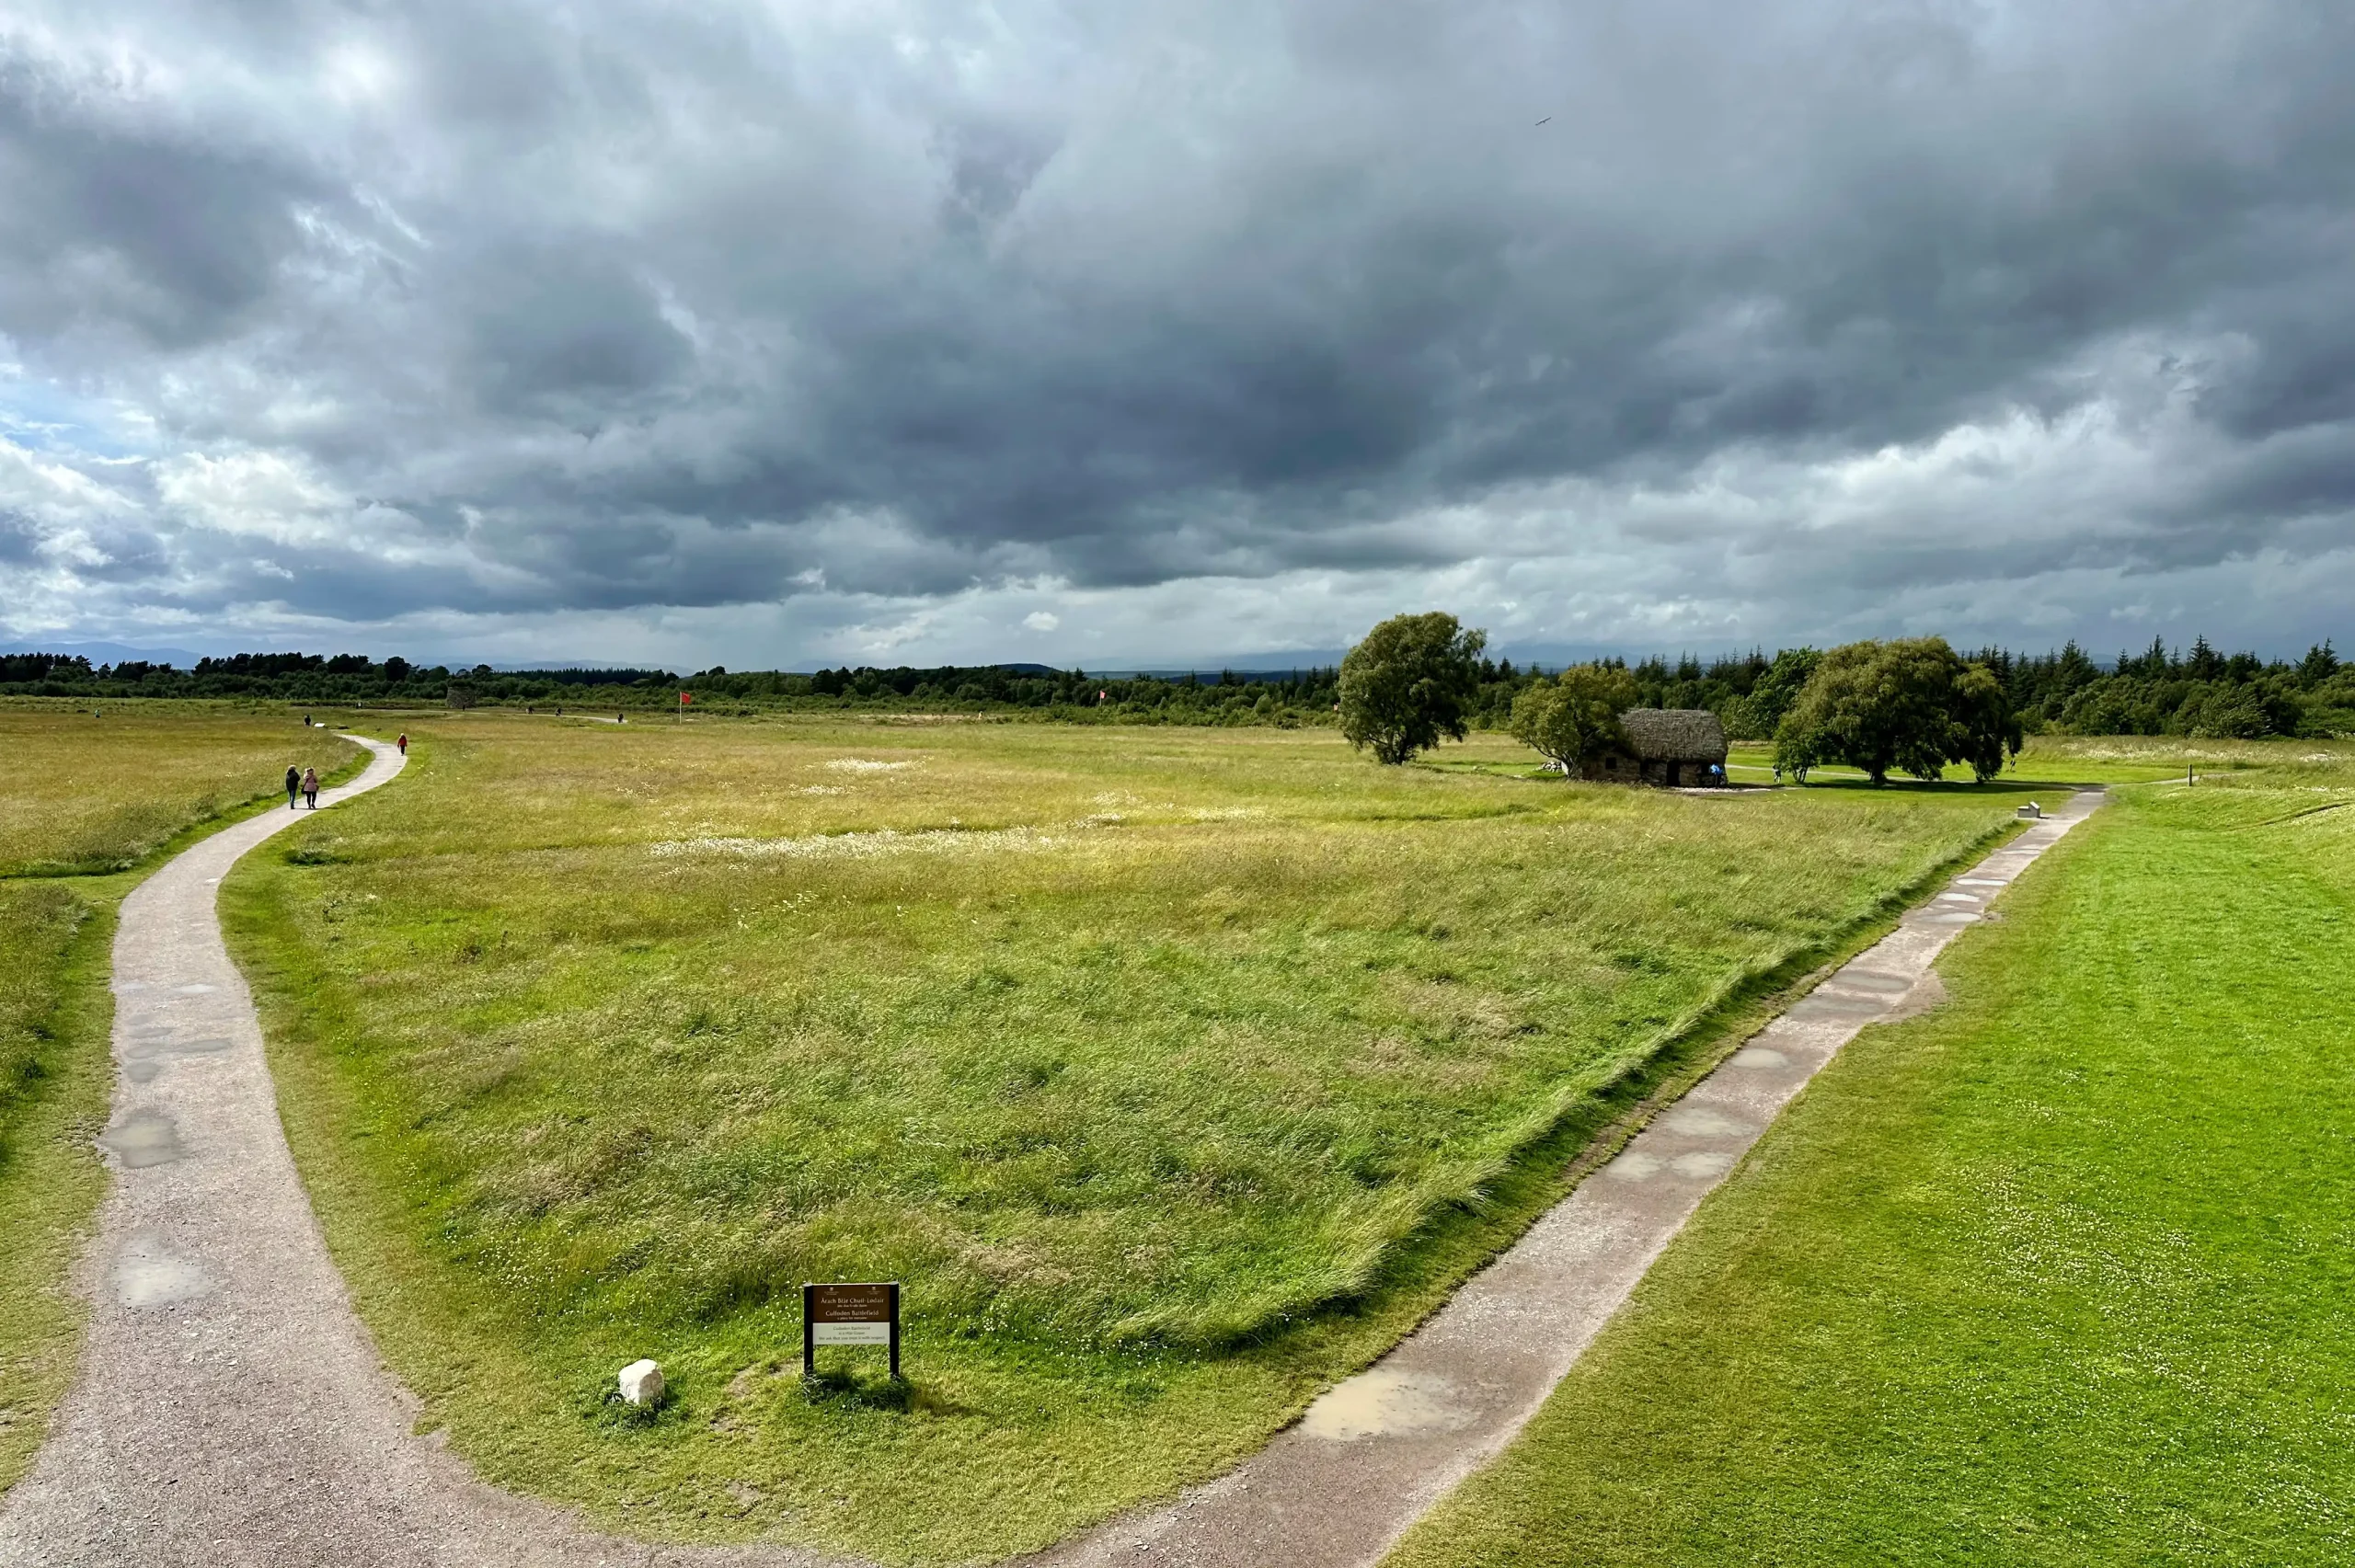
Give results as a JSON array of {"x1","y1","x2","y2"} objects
[
  {"x1": 1384, "y1": 760, "x2": 2355, "y2": 1567},
  {"x1": 0, "y1": 884, "x2": 116, "y2": 1492}
]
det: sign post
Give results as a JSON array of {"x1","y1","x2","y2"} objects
[{"x1": 803, "y1": 1281, "x2": 901, "y2": 1379}]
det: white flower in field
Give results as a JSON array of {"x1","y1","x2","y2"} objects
[
  {"x1": 825, "y1": 758, "x2": 918, "y2": 773},
  {"x1": 652, "y1": 825, "x2": 1062, "y2": 861}
]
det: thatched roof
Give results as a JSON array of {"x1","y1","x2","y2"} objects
[{"x1": 1620, "y1": 707, "x2": 1727, "y2": 761}]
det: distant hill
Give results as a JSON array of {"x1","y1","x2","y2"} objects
[{"x1": 0, "y1": 639, "x2": 212, "y2": 670}]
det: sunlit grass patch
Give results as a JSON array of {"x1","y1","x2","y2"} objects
[{"x1": 1384, "y1": 753, "x2": 2355, "y2": 1568}]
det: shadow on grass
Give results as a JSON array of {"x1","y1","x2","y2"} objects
[{"x1": 798, "y1": 1368, "x2": 974, "y2": 1418}]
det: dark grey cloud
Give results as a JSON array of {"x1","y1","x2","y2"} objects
[{"x1": 4, "y1": 0, "x2": 2355, "y2": 664}]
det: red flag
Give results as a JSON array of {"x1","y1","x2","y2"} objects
[{"x1": 680, "y1": 691, "x2": 693, "y2": 705}]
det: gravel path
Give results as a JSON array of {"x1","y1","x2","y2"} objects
[{"x1": 0, "y1": 755, "x2": 2100, "y2": 1567}]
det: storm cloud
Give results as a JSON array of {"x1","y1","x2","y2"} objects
[{"x1": 4, "y1": 0, "x2": 2353, "y2": 666}]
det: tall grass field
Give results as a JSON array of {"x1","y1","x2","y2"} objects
[
  {"x1": 1385, "y1": 745, "x2": 2355, "y2": 1566},
  {"x1": 223, "y1": 711, "x2": 2087, "y2": 1561}
]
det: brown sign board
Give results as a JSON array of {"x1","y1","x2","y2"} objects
[
  {"x1": 803, "y1": 1281, "x2": 901, "y2": 1377},
  {"x1": 808, "y1": 1283, "x2": 893, "y2": 1322}
]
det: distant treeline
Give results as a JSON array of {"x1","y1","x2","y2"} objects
[{"x1": 5, "y1": 635, "x2": 2350, "y2": 738}]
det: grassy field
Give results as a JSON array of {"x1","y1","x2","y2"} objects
[
  {"x1": 223, "y1": 712, "x2": 2092, "y2": 1561},
  {"x1": 0, "y1": 701, "x2": 360, "y2": 1494},
  {"x1": 1386, "y1": 742, "x2": 2355, "y2": 1567},
  {"x1": 0, "y1": 701, "x2": 351, "y2": 876},
  {"x1": 1725, "y1": 731, "x2": 2282, "y2": 788}
]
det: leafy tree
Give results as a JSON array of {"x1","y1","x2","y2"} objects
[
  {"x1": 1952, "y1": 661, "x2": 2026, "y2": 781},
  {"x1": 1511, "y1": 663, "x2": 1637, "y2": 773},
  {"x1": 2185, "y1": 683, "x2": 2274, "y2": 739},
  {"x1": 1338, "y1": 612, "x2": 1488, "y2": 764},
  {"x1": 1775, "y1": 637, "x2": 2019, "y2": 785},
  {"x1": 1721, "y1": 647, "x2": 1820, "y2": 739}
]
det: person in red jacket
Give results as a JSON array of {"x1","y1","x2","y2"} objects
[{"x1": 396, "y1": 733, "x2": 408, "y2": 755}]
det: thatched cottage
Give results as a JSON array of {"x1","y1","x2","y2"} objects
[{"x1": 1582, "y1": 708, "x2": 1729, "y2": 786}]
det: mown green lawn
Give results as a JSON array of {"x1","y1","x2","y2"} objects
[
  {"x1": 224, "y1": 712, "x2": 2081, "y2": 1562},
  {"x1": 0, "y1": 701, "x2": 357, "y2": 1494},
  {"x1": 1385, "y1": 750, "x2": 2355, "y2": 1567}
]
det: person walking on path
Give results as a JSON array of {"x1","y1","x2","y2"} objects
[
  {"x1": 285, "y1": 765, "x2": 301, "y2": 809},
  {"x1": 396, "y1": 733, "x2": 408, "y2": 756},
  {"x1": 301, "y1": 767, "x2": 320, "y2": 809}
]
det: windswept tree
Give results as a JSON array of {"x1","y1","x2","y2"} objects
[
  {"x1": 1511, "y1": 663, "x2": 1637, "y2": 773},
  {"x1": 1775, "y1": 637, "x2": 2021, "y2": 784},
  {"x1": 1338, "y1": 612, "x2": 1488, "y2": 764},
  {"x1": 1721, "y1": 647, "x2": 1821, "y2": 740},
  {"x1": 1951, "y1": 660, "x2": 2026, "y2": 780}
]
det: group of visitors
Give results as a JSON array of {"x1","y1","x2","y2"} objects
[{"x1": 284, "y1": 731, "x2": 408, "y2": 810}]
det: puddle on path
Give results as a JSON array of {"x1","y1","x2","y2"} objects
[
  {"x1": 1657, "y1": 1106, "x2": 1750, "y2": 1137},
  {"x1": 99, "y1": 1109, "x2": 185, "y2": 1168},
  {"x1": 1832, "y1": 968, "x2": 1914, "y2": 994},
  {"x1": 1884, "y1": 971, "x2": 1948, "y2": 1020},
  {"x1": 114, "y1": 1233, "x2": 211, "y2": 1308},
  {"x1": 1604, "y1": 1150, "x2": 1663, "y2": 1181},
  {"x1": 120, "y1": 1033, "x2": 233, "y2": 1085},
  {"x1": 1726, "y1": 1047, "x2": 1791, "y2": 1070},
  {"x1": 1300, "y1": 1370, "x2": 1472, "y2": 1441},
  {"x1": 1605, "y1": 1139, "x2": 1742, "y2": 1184},
  {"x1": 1792, "y1": 991, "x2": 1890, "y2": 1019}
]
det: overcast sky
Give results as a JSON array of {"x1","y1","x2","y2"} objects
[{"x1": 4, "y1": 1, "x2": 2352, "y2": 670}]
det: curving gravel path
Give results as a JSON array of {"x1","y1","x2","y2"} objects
[
  {"x1": 0, "y1": 754, "x2": 2101, "y2": 1568},
  {"x1": 0, "y1": 738, "x2": 840, "y2": 1568}
]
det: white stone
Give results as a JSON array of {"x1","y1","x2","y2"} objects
[{"x1": 618, "y1": 1359, "x2": 663, "y2": 1406}]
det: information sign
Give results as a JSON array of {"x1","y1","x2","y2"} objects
[{"x1": 803, "y1": 1281, "x2": 901, "y2": 1377}]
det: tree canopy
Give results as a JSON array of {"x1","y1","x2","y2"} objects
[
  {"x1": 1775, "y1": 638, "x2": 2023, "y2": 784},
  {"x1": 1338, "y1": 612, "x2": 1488, "y2": 764},
  {"x1": 1511, "y1": 663, "x2": 1637, "y2": 773}
]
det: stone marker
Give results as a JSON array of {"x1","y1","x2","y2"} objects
[
  {"x1": 2016, "y1": 802, "x2": 2042, "y2": 818},
  {"x1": 617, "y1": 1359, "x2": 663, "y2": 1406}
]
